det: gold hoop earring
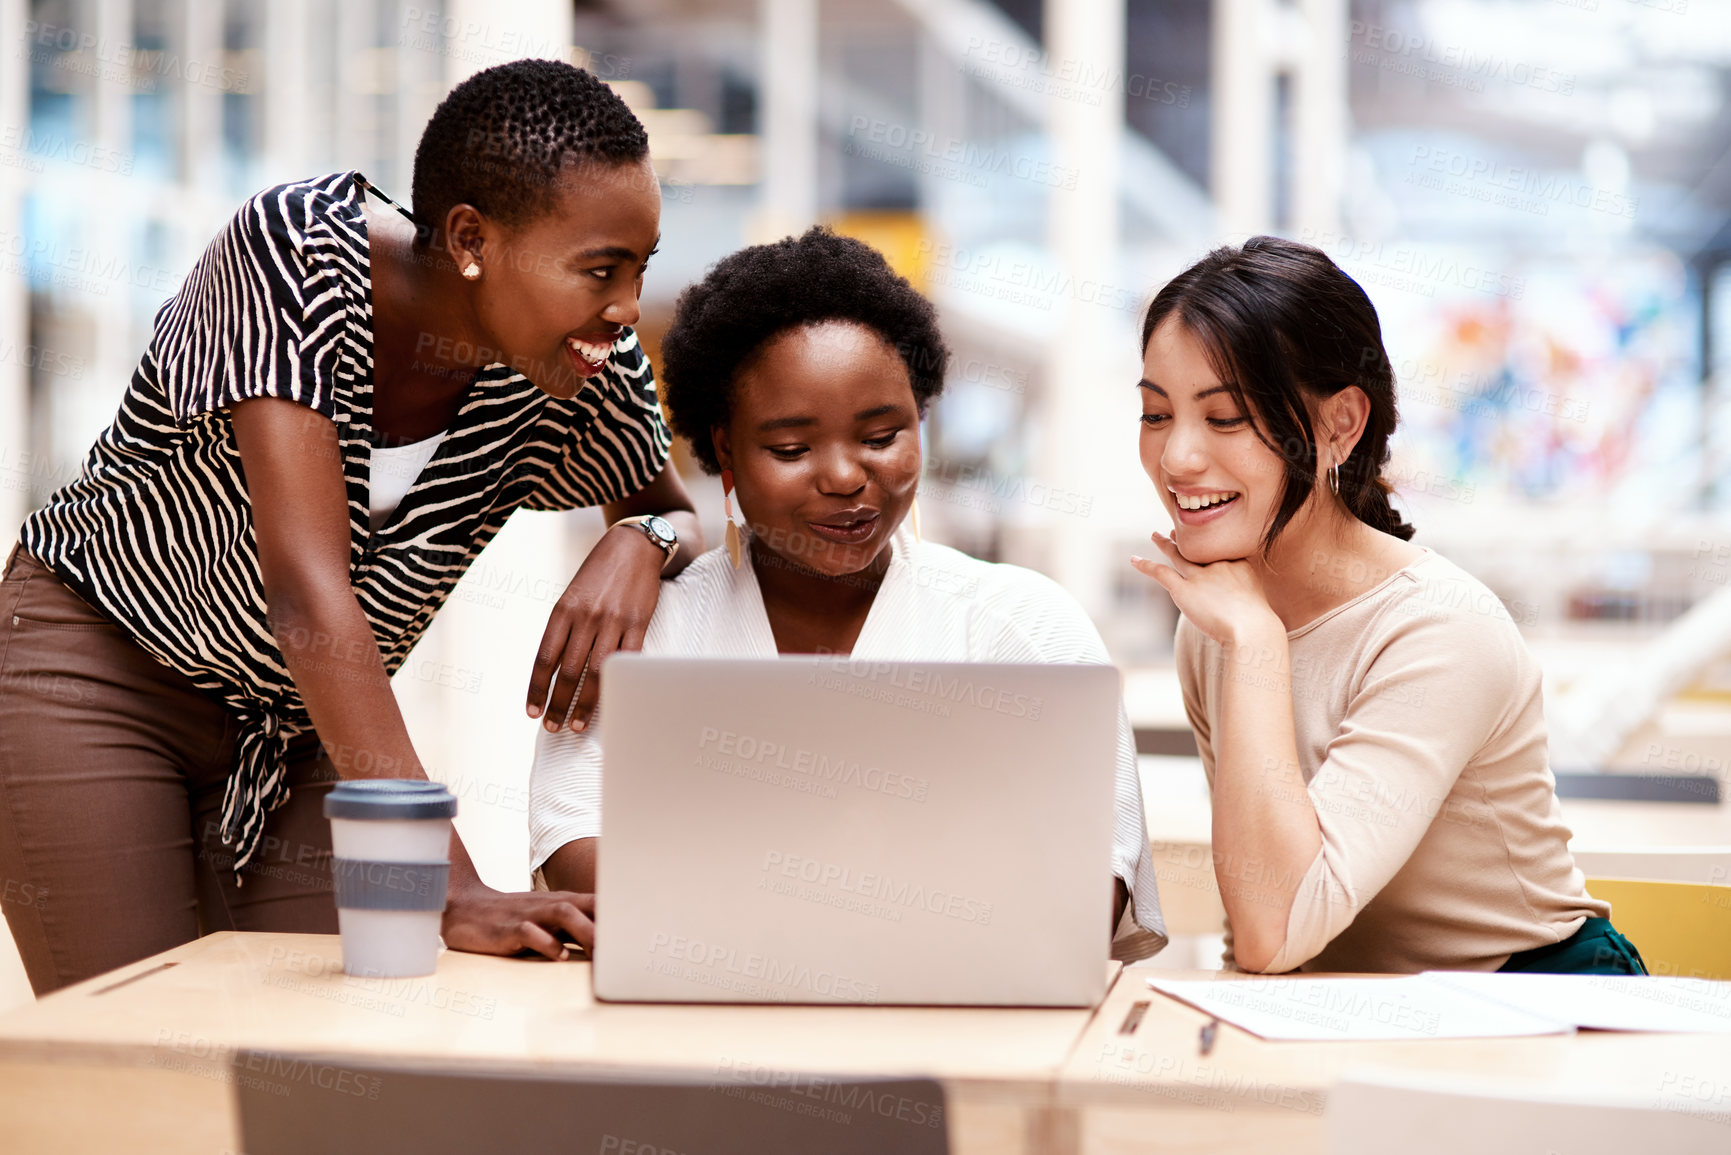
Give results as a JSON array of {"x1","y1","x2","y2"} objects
[{"x1": 1327, "y1": 464, "x2": 1341, "y2": 498}]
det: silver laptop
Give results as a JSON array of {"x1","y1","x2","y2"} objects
[{"x1": 594, "y1": 656, "x2": 1119, "y2": 1007}]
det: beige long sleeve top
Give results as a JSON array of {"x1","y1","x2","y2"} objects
[{"x1": 1177, "y1": 548, "x2": 1609, "y2": 974}]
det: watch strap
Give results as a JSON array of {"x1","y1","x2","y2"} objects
[{"x1": 611, "y1": 514, "x2": 677, "y2": 569}]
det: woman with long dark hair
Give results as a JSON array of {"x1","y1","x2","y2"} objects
[
  {"x1": 1132, "y1": 236, "x2": 1641, "y2": 975},
  {"x1": 0, "y1": 60, "x2": 700, "y2": 993}
]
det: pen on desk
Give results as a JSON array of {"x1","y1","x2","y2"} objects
[{"x1": 1198, "y1": 1017, "x2": 1219, "y2": 1057}]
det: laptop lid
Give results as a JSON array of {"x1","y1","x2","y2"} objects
[{"x1": 594, "y1": 657, "x2": 1119, "y2": 1007}]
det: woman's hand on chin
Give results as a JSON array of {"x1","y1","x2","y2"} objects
[{"x1": 1132, "y1": 531, "x2": 1283, "y2": 648}]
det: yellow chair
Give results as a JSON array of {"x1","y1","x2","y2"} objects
[{"x1": 1584, "y1": 877, "x2": 1731, "y2": 980}]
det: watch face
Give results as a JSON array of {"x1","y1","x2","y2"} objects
[{"x1": 644, "y1": 515, "x2": 676, "y2": 544}]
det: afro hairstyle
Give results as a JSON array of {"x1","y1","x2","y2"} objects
[{"x1": 659, "y1": 226, "x2": 950, "y2": 474}]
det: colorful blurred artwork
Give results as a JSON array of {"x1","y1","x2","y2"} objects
[{"x1": 1371, "y1": 251, "x2": 1695, "y2": 508}]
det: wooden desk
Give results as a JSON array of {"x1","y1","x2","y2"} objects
[
  {"x1": 11, "y1": 936, "x2": 1728, "y2": 1155},
  {"x1": 0, "y1": 932, "x2": 1111, "y2": 1155},
  {"x1": 1055, "y1": 968, "x2": 1731, "y2": 1155}
]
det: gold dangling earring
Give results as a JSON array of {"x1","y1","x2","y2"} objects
[
  {"x1": 1328, "y1": 463, "x2": 1341, "y2": 499},
  {"x1": 910, "y1": 497, "x2": 923, "y2": 543},
  {"x1": 722, "y1": 469, "x2": 743, "y2": 570}
]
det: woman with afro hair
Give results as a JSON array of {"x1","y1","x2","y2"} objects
[{"x1": 530, "y1": 227, "x2": 1168, "y2": 962}]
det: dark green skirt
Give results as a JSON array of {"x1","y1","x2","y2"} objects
[{"x1": 1498, "y1": 917, "x2": 1648, "y2": 975}]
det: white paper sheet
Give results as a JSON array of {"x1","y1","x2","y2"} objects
[
  {"x1": 1145, "y1": 973, "x2": 1731, "y2": 1042},
  {"x1": 1424, "y1": 972, "x2": 1731, "y2": 1034},
  {"x1": 1144, "y1": 975, "x2": 1571, "y2": 1042}
]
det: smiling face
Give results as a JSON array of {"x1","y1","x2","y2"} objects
[
  {"x1": 453, "y1": 156, "x2": 661, "y2": 399},
  {"x1": 714, "y1": 321, "x2": 922, "y2": 579},
  {"x1": 1138, "y1": 315, "x2": 1301, "y2": 564}
]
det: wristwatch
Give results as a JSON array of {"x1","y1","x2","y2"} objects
[{"x1": 612, "y1": 514, "x2": 679, "y2": 570}]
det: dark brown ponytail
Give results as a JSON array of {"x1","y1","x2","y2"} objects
[{"x1": 1141, "y1": 235, "x2": 1415, "y2": 549}]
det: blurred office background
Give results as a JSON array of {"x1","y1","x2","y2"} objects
[{"x1": 2, "y1": 0, "x2": 1730, "y2": 991}]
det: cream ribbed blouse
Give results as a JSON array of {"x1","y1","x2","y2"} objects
[{"x1": 1177, "y1": 548, "x2": 1609, "y2": 974}]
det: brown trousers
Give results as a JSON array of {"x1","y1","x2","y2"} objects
[{"x1": 0, "y1": 544, "x2": 338, "y2": 995}]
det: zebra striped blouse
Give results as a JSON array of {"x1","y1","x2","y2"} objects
[{"x1": 20, "y1": 172, "x2": 672, "y2": 873}]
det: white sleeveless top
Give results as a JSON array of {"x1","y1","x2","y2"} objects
[{"x1": 368, "y1": 432, "x2": 447, "y2": 530}]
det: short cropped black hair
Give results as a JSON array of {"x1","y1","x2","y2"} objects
[
  {"x1": 411, "y1": 59, "x2": 648, "y2": 238},
  {"x1": 660, "y1": 227, "x2": 950, "y2": 474}
]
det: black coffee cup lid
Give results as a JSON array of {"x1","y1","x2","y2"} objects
[{"x1": 324, "y1": 779, "x2": 457, "y2": 820}]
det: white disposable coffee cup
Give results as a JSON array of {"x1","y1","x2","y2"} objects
[{"x1": 323, "y1": 780, "x2": 458, "y2": 978}]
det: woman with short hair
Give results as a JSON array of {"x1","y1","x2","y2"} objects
[{"x1": 0, "y1": 59, "x2": 699, "y2": 993}]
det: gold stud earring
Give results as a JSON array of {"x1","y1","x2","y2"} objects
[{"x1": 461, "y1": 261, "x2": 481, "y2": 280}]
